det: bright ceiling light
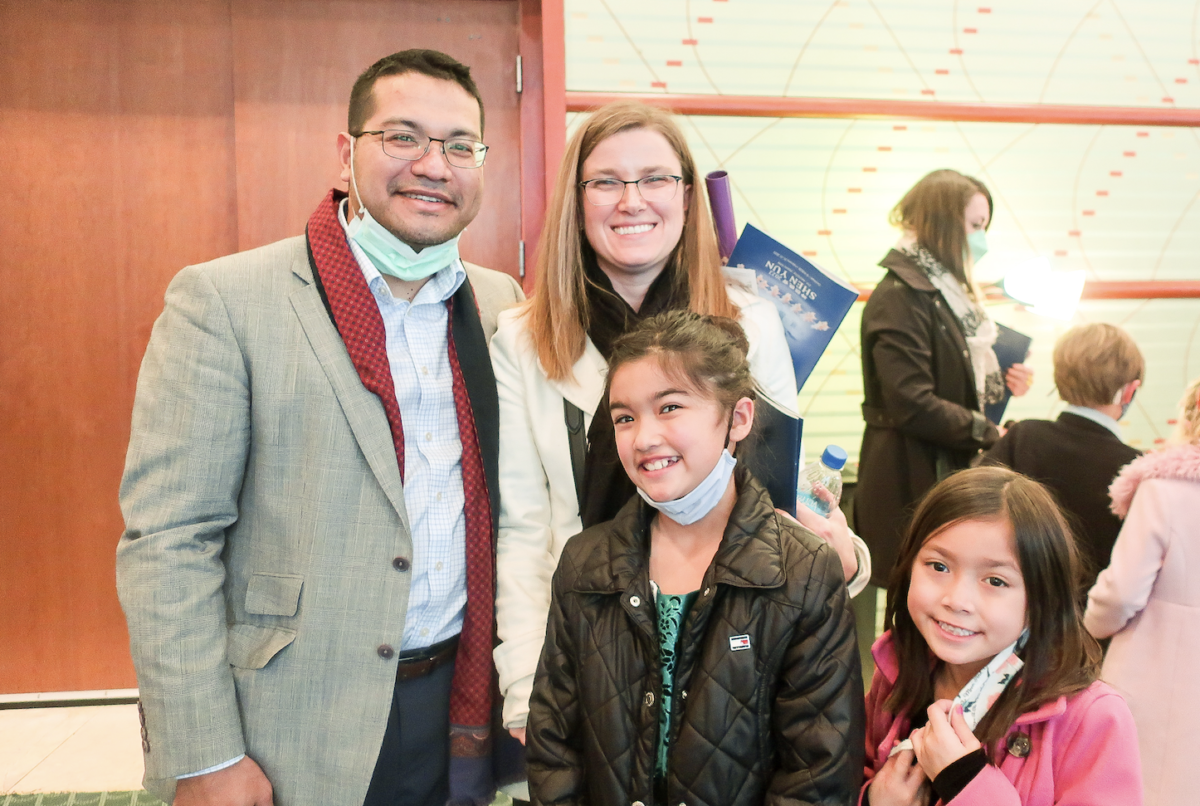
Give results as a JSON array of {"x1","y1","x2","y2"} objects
[{"x1": 1003, "y1": 257, "x2": 1086, "y2": 321}]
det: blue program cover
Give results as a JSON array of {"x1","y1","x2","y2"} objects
[
  {"x1": 984, "y1": 323, "x2": 1033, "y2": 426},
  {"x1": 728, "y1": 223, "x2": 860, "y2": 391}
]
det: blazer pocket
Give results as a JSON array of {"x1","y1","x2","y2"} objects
[
  {"x1": 244, "y1": 572, "x2": 303, "y2": 617},
  {"x1": 227, "y1": 622, "x2": 297, "y2": 670}
]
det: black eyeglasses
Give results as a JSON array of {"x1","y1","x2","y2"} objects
[
  {"x1": 578, "y1": 175, "x2": 683, "y2": 205},
  {"x1": 354, "y1": 129, "x2": 489, "y2": 168}
]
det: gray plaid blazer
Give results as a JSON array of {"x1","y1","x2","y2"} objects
[{"x1": 116, "y1": 234, "x2": 523, "y2": 805}]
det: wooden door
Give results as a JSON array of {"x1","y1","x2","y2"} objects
[{"x1": 0, "y1": 0, "x2": 525, "y2": 694}]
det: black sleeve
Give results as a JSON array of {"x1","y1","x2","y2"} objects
[
  {"x1": 864, "y1": 280, "x2": 998, "y2": 451},
  {"x1": 932, "y1": 748, "x2": 988, "y2": 802},
  {"x1": 769, "y1": 535, "x2": 867, "y2": 804},
  {"x1": 980, "y1": 425, "x2": 1018, "y2": 468}
]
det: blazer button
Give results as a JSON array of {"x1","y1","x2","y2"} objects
[
  {"x1": 962, "y1": 349, "x2": 969, "y2": 359},
  {"x1": 392, "y1": 557, "x2": 411, "y2": 572},
  {"x1": 644, "y1": 691, "x2": 655, "y2": 707},
  {"x1": 377, "y1": 645, "x2": 395, "y2": 659},
  {"x1": 629, "y1": 595, "x2": 641, "y2": 607},
  {"x1": 680, "y1": 690, "x2": 688, "y2": 701},
  {"x1": 632, "y1": 801, "x2": 645, "y2": 806}
]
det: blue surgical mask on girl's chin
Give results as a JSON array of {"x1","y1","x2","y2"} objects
[
  {"x1": 637, "y1": 449, "x2": 737, "y2": 526},
  {"x1": 967, "y1": 229, "x2": 989, "y2": 263},
  {"x1": 346, "y1": 139, "x2": 461, "y2": 282}
]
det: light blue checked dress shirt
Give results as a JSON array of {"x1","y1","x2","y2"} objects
[{"x1": 339, "y1": 200, "x2": 468, "y2": 651}]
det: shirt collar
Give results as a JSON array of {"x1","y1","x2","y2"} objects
[
  {"x1": 1063, "y1": 404, "x2": 1123, "y2": 440},
  {"x1": 338, "y1": 198, "x2": 465, "y2": 306}
]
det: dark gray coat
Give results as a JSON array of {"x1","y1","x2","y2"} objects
[
  {"x1": 855, "y1": 249, "x2": 999, "y2": 587},
  {"x1": 527, "y1": 472, "x2": 864, "y2": 806}
]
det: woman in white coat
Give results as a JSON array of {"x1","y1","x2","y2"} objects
[
  {"x1": 1085, "y1": 376, "x2": 1200, "y2": 806},
  {"x1": 490, "y1": 101, "x2": 870, "y2": 751}
]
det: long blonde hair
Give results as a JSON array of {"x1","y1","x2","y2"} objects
[{"x1": 522, "y1": 101, "x2": 737, "y2": 381}]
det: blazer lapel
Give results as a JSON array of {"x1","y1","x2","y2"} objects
[
  {"x1": 290, "y1": 248, "x2": 410, "y2": 529},
  {"x1": 450, "y1": 278, "x2": 500, "y2": 530},
  {"x1": 548, "y1": 337, "x2": 608, "y2": 416}
]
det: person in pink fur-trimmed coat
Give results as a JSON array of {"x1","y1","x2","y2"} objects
[{"x1": 1085, "y1": 376, "x2": 1200, "y2": 806}]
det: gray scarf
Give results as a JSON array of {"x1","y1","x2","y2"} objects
[{"x1": 903, "y1": 245, "x2": 1005, "y2": 410}]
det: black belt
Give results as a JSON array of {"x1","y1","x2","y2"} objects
[{"x1": 394, "y1": 635, "x2": 459, "y2": 681}]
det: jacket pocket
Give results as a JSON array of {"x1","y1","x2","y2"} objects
[
  {"x1": 244, "y1": 572, "x2": 304, "y2": 616},
  {"x1": 227, "y1": 622, "x2": 297, "y2": 670}
]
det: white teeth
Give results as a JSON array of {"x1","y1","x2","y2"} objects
[
  {"x1": 614, "y1": 224, "x2": 654, "y2": 235},
  {"x1": 937, "y1": 621, "x2": 976, "y2": 637},
  {"x1": 643, "y1": 457, "x2": 676, "y2": 471},
  {"x1": 408, "y1": 194, "x2": 445, "y2": 203}
]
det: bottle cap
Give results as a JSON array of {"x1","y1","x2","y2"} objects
[{"x1": 821, "y1": 445, "x2": 847, "y2": 470}]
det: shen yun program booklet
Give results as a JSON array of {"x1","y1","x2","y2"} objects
[{"x1": 728, "y1": 223, "x2": 859, "y2": 391}]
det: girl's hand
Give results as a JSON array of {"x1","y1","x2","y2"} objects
[
  {"x1": 909, "y1": 701, "x2": 981, "y2": 780},
  {"x1": 1006, "y1": 363, "x2": 1033, "y2": 397},
  {"x1": 867, "y1": 747, "x2": 930, "y2": 806},
  {"x1": 509, "y1": 727, "x2": 526, "y2": 745},
  {"x1": 780, "y1": 500, "x2": 858, "y2": 582}
]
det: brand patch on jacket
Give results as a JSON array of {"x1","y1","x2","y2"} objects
[{"x1": 729, "y1": 634, "x2": 751, "y2": 651}]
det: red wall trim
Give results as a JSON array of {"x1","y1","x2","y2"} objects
[
  {"x1": 518, "y1": 0, "x2": 547, "y2": 295},
  {"x1": 541, "y1": 0, "x2": 566, "y2": 204},
  {"x1": 1079, "y1": 281, "x2": 1200, "y2": 299},
  {"x1": 853, "y1": 281, "x2": 1200, "y2": 302},
  {"x1": 566, "y1": 92, "x2": 1200, "y2": 127}
]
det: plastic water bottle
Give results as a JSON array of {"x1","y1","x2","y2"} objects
[{"x1": 796, "y1": 445, "x2": 847, "y2": 518}]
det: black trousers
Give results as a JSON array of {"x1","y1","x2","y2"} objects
[{"x1": 363, "y1": 659, "x2": 455, "y2": 806}]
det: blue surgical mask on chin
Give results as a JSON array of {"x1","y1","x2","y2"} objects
[
  {"x1": 346, "y1": 139, "x2": 461, "y2": 282},
  {"x1": 637, "y1": 449, "x2": 737, "y2": 526},
  {"x1": 967, "y1": 229, "x2": 989, "y2": 263}
]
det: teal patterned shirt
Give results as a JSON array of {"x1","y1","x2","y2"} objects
[{"x1": 655, "y1": 587, "x2": 700, "y2": 779}]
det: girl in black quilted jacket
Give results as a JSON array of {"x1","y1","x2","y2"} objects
[{"x1": 527, "y1": 310, "x2": 865, "y2": 806}]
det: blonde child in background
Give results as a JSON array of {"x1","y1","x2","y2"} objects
[{"x1": 863, "y1": 467, "x2": 1141, "y2": 806}]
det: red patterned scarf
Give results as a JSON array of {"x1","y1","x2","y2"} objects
[{"x1": 305, "y1": 190, "x2": 496, "y2": 801}]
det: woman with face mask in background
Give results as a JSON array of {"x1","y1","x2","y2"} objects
[
  {"x1": 489, "y1": 102, "x2": 871, "y2": 773},
  {"x1": 856, "y1": 169, "x2": 1033, "y2": 591}
]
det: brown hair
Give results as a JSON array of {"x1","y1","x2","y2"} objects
[
  {"x1": 348, "y1": 49, "x2": 484, "y2": 136},
  {"x1": 521, "y1": 101, "x2": 737, "y2": 381},
  {"x1": 885, "y1": 466, "x2": 1101, "y2": 750},
  {"x1": 1173, "y1": 376, "x2": 1200, "y2": 445},
  {"x1": 889, "y1": 169, "x2": 993, "y2": 288},
  {"x1": 606, "y1": 311, "x2": 756, "y2": 418},
  {"x1": 1053, "y1": 323, "x2": 1145, "y2": 407}
]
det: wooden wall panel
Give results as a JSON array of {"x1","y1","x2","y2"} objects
[
  {"x1": 230, "y1": 0, "x2": 523, "y2": 278},
  {"x1": 0, "y1": 0, "x2": 532, "y2": 695},
  {"x1": 0, "y1": 1, "x2": 239, "y2": 692}
]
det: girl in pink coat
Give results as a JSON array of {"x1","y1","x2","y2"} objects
[
  {"x1": 1085, "y1": 376, "x2": 1200, "y2": 806},
  {"x1": 862, "y1": 466, "x2": 1143, "y2": 806}
]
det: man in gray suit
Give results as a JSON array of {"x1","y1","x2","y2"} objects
[{"x1": 117, "y1": 50, "x2": 524, "y2": 806}]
